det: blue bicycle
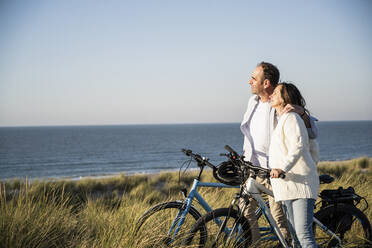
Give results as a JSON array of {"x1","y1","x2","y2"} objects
[{"x1": 135, "y1": 148, "x2": 240, "y2": 247}]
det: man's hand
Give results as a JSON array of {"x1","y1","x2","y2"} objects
[
  {"x1": 282, "y1": 104, "x2": 303, "y2": 115},
  {"x1": 270, "y1": 168, "x2": 285, "y2": 178},
  {"x1": 282, "y1": 104, "x2": 311, "y2": 128}
]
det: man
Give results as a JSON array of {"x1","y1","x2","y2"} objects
[{"x1": 240, "y1": 62, "x2": 318, "y2": 244}]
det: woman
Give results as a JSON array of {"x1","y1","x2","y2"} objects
[{"x1": 269, "y1": 82, "x2": 319, "y2": 248}]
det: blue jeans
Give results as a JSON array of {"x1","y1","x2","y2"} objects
[{"x1": 282, "y1": 198, "x2": 317, "y2": 248}]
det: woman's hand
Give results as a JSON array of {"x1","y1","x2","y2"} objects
[{"x1": 270, "y1": 168, "x2": 285, "y2": 178}]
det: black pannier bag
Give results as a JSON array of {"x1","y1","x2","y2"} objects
[
  {"x1": 319, "y1": 186, "x2": 361, "y2": 207},
  {"x1": 319, "y1": 186, "x2": 362, "y2": 233}
]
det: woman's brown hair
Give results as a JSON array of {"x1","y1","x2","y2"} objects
[{"x1": 279, "y1": 82, "x2": 309, "y2": 115}]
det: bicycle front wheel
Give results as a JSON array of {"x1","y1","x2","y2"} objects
[
  {"x1": 184, "y1": 208, "x2": 252, "y2": 248},
  {"x1": 135, "y1": 201, "x2": 206, "y2": 247},
  {"x1": 313, "y1": 203, "x2": 372, "y2": 247}
]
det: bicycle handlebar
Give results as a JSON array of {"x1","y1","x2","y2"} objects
[
  {"x1": 223, "y1": 145, "x2": 285, "y2": 179},
  {"x1": 181, "y1": 149, "x2": 217, "y2": 170},
  {"x1": 224, "y1": 145, "x2": 238, "y2": 157},
  {"x1": 182, "y1": 146, "x2": 285, "y2": 179}
]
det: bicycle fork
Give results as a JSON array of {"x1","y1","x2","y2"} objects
[
  {"x1": 166, "y1": 201, "x2": 190, "y2": 244},
  {"x1": 167, "y1": 179, "x2": 208, "y2": 244}
]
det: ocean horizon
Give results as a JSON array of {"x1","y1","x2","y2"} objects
[
  {"x1": 1, "y1": 120, "x2": 371, "y2": 181},
  {"x1": 2, "y1": 119, "x2": 371, "y2": 128}
]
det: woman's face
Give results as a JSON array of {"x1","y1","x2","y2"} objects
[{"x1": 270, "y1": 85, "x2": 285, "y2": 108}]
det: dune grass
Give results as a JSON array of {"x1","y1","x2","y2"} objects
[{"x1": 1, "y1": 157, "x2": 371, "y2": 248}]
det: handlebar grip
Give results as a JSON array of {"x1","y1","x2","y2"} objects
[
  {"x1": 181, "y1": 149, "x2": 192, "y2": 156},
  {"x1": 224, "y1": 145, "x2": 237, "y2": 155}
]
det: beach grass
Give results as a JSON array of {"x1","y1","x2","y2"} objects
[{"x1": 1, "y1": 157, "x2": 371, "y2": 248}]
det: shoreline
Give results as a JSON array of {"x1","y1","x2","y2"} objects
[
  {"x1": 1, "y1": 157, "x2": 370, "y2": 183},
  {"x1": 0, "y1": 167, "x2": 202, "y2": 183}
]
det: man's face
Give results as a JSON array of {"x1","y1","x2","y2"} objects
[{"x1": 249, "y1": 66, "x2": 265, "y2": 95}]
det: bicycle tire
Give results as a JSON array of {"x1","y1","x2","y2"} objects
[
  {"x1": 313, "y1": 203, "x2": 372, "y2": 247},
  {"x1": 184, "y1": 208, "x2": 252, "y2": 248},
  {"x1": 135, "y1": 201, "x2": 207, "y2": 247}
]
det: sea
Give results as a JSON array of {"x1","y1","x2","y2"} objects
[{"x1": 0, "y1": 121, "x2": 371, "y2": 181}]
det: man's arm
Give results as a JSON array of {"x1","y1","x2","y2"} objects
[{"x1": 282, "y1": 104, "x2": 318, "y2": 139}]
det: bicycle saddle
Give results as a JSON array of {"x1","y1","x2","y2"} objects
[{"x1": 319, "y1": 174, "x2": 334, "y2": 184}]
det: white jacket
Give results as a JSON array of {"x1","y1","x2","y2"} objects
[{"x1": 269, "y1": 112, "x2": 319, "y2": 201}]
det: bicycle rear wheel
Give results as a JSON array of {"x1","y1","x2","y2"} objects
[
  {"x1": 184, "y1": 208, "x2": 252, "y2": 248},
  {"x1": 313, "y1": 203, "x2": 372, "y2": 247},
  {"x1": 135, "y1": 201, "x2": 206, "y2": 247}
]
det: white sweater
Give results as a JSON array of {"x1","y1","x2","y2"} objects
[{"x1": 269, "y1": 112, "x2": 319, "y2": 202}]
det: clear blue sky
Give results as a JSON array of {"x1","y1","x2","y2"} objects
[{"x1": 1, "y1": 0, "x2": 371, "y2": 126}]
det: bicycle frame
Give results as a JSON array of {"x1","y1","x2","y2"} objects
[{"x1": 167, "y1": 177, "x2": 239, "y2": 243}]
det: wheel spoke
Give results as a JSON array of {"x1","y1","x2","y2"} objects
[{"x1": 185, "y1": 208, "x2": 252, "y2": 248}]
